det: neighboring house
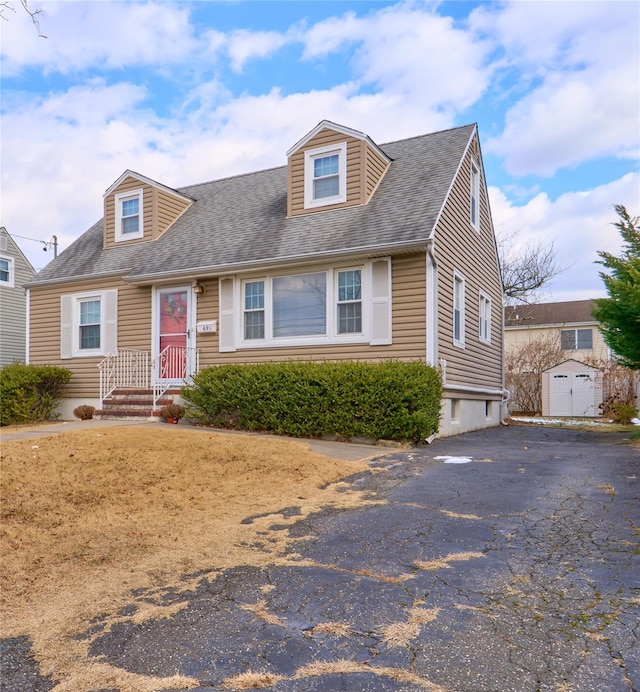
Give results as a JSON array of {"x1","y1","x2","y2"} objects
[
  {"x1": 504, "y1": 300, "x2": 608, "y2": 417},
  {"x1": 25, "y1": 120, "x2": 504, "y2": 437},
  {"x1": 505, "y1": 300, "x2": 609, "y2": 362},
  {"x1": 0, "y1": 227, "x2": 36, "y2": 365}
]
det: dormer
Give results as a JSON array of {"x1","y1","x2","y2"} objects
[
  {"x1": 103, "y1": 171, "x2": 193, "y2": 249},
  {"x1": 286, "y1": 121, "x2": 391, "y2": 218}
]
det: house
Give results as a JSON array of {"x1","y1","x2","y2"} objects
[
  {"x1": 0, "y1": 227, "x2": 36, "y2": 366},
  {"x1": 505, "y1": 300, "x2": 609, "y2": 361},
  {"x1": 25, "y1": 120, "x2": 505, "y2": 437},
  {"x1": 504, "y1": 300, "x2": 609, "y2": 417}
]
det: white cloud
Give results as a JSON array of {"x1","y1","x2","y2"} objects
[
  {"x1": 1, "y1": 0, "x2": 638, "y2": 297},
  {"x1": 490, "y1": 172, "x2": 640, "y2": 302},
  {"x1": 488, "y1": 63, "x2": 639, "y2": 177},
  {"x1": 226, "y1": 29, "x2": 288, "y2": 72},
  {"x1": 301, "y1": 11, "x2": 362, "y2": 58},
  {"x1": 0, "y1": 1, "x2": 198, "y2": 74},
  {"x1": 302, "y1": 3, "x2": 493, "y2": 112},
  {"x1": 477, "y1": 1, "x2": 640, "y2": 176}
]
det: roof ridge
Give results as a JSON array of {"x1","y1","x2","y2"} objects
[
  {"x1": 177, "y1": 162, "x2": 286, "y2": 193},
  {"x1": 176, "y1": 125, "x2": 476, "y2": 193},
  {"x1": 380, "y1": 122, "x2": 476, "y2": 148}
]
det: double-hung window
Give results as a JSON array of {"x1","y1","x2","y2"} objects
[
  {"x1": 115, "y1": 190, "x2": 144, "y2": 241},
  {"x1": 453, "y1": 272, "x2": 465, "y2": 347},
  {"x1": 304, "y1": 142, "x2": 347, "y2": 209},
  {"x1": 470, "y1": 159, "x2": 480, "y2": 231},
  {"x1": 60, "y1": 290, "x2": 117, "y2": 358},
  {"x1": 479, "y1": 291, "x2": 491, "y2": 344},
  {"x1": 79, "y1": 298, "x2": 101, "y2": 350},
  {"x1": 337, "y1": 269, "x2": 362, "y2": 334},
  {"x1": 561, "y1": 328, "x2": 593, "y2": 350},
  {"x1": 244, "y1": 281, "x2": 265, "y2": 340},
  {"x1": 314, "y1": 155, "x2": 339, "y2": 199},
  {"x1": 0, "y1": 255, "x2": 13, "y2": 286}
]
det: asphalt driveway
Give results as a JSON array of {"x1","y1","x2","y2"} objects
[{"x1": 2, "y1": 424, "x2": 639, "y2": 691}]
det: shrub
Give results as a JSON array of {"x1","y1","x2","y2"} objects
[
  {"x1": 607, "y1": 400, "x2": 638, "y2": 425},
  {"x1": 0, "y1": 363, "x2": 71, "y2": 426},
  {"x1": 73, "y1": 404, "x2": 95, "y2": 420},
  {"x1": 159, "y1": 403, "x2": 186, "y2": 421},
  {"x1": 505, "y1": 334, "x2": 564, "y2": 414},
  {"x1": 182, "y1": 360, "x2": 442, "y2": 443}
]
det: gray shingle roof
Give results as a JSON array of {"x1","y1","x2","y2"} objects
[
  {"x1": 29, "y1": 123, "x2": 476, "y2": 286},
  {"x1": 505, "y1": 300, "x2": 597, "y2": 327}
]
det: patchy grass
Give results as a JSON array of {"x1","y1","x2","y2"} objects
[
  {"x1": 306, "y1": 621, "x2": 353, "y2": 638},
  {"x1": 414, "y1": 551, "x2": 485, "y2": 571},
  {"x1": 0, "y1": 427, "x2": 373, "y2": 692}
]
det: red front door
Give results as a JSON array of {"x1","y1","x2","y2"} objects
[{"x1": 158, "y1": 287, "x2": 191, "y2": 381}]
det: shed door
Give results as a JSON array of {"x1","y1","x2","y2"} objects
[
  {"x1": 572, "y1": 373, "x2": 596, "y2": 416},
  {"x1": 550, "y1": 372, "x2": 595, "y2": 417},
  {"x1": 550, "y1": 374, "x2": 572, "y2": 416}
]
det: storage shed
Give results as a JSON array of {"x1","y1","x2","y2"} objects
[{"x1": 542, "y1": 359, "x2": 603, "y2": 418}]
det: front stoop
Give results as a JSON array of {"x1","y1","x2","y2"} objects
[{"x1": 94, "y1": 388, "x2": 180, "y2": 421}]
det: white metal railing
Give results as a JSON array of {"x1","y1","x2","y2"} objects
[
  {"x1": 153, "y1": 345, "x2": 200, "y2": 408},
  {"x1": 98, "y1": 349, "x2": 150, "y2": 402}
]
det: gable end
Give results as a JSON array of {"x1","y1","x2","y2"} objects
[{"x1": 103, "y1": 171, "x2": 193, "y2": 249}]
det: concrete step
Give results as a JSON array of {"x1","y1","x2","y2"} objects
[
  {"x1": 94, "y1": 408, "x2": 161, "y2": 421},
  {"x1": 96, "y1": 388, "x2": 182, "y2": 421},
  {"x1": 101, "y1": 398, "x2": 172, "y2": 409}
]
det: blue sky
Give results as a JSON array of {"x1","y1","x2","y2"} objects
[{"x1": 1, "y1": 0, "x2": 638, "y2": 301}]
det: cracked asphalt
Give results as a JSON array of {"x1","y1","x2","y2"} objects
[{"x1": 2, "y1": 424, "x2": 639, "y2": 691}]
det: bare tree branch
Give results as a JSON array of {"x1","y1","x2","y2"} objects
[
  {"x1": 498, "y1": 230, "x2": 566, "y2": 305},
  {"x1": 0, "y1": 0, "x2": 46, "y2": 37}
]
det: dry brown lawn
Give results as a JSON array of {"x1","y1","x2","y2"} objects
[{"x1": 0, "y1": 426, "x2": 376, "y2": 692}]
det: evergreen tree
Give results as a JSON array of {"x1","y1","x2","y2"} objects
[{"x1": 592, "y1": 205, "x2": 640, "y2": 369}]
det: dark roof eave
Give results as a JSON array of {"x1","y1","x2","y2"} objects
[{"x1": 124, "y1": 239, "x2": 432, "y2": 285}]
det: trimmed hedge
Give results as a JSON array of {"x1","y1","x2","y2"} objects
[
  {"x1": 0, "y1": 363, "x2": 71, "y2": 426},
  {"x1": 183, "y1": 360, "x2": 442, "y2": 443}
]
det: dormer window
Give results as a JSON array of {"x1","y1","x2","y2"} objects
[
  {"x1": 304, "y1": 142, "x2": 347, "y2": 209},
  {"x1": 115, "y1": 189, "x2": 144, "y2": 241}
]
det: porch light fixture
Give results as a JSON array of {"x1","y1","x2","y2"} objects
[{"x1": 192, "y1": 280, "x2": 204, "y2": 295}]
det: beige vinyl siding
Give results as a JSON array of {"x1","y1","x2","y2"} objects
[
  {"x1": 195, "y1": 253, "x2": 427, "y2": 366},
  {"x1": 156, "y1": 188, "x2": 191, "y2": 236},
  {"x1": 104, "y1": 178, "x2": 191, "y2": 247},
  {"x1": 365, "y1": 145, "x2": 390, "y2": 201},
  {"x1": 505, "y1": 324, "x2": 609, "y2": 362},
  {"x1": 435, "y1": 135, "x2": 503, "y2": 394},
  {"x1": 0, "y1": 236, "x2": 36, "y2": 365},
  {"x1": 288, "y1": 131, "x2": 364, "y2": 217},
  {"x1": 29, "y1": 277, "x2": 151, "y2": 399}
]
